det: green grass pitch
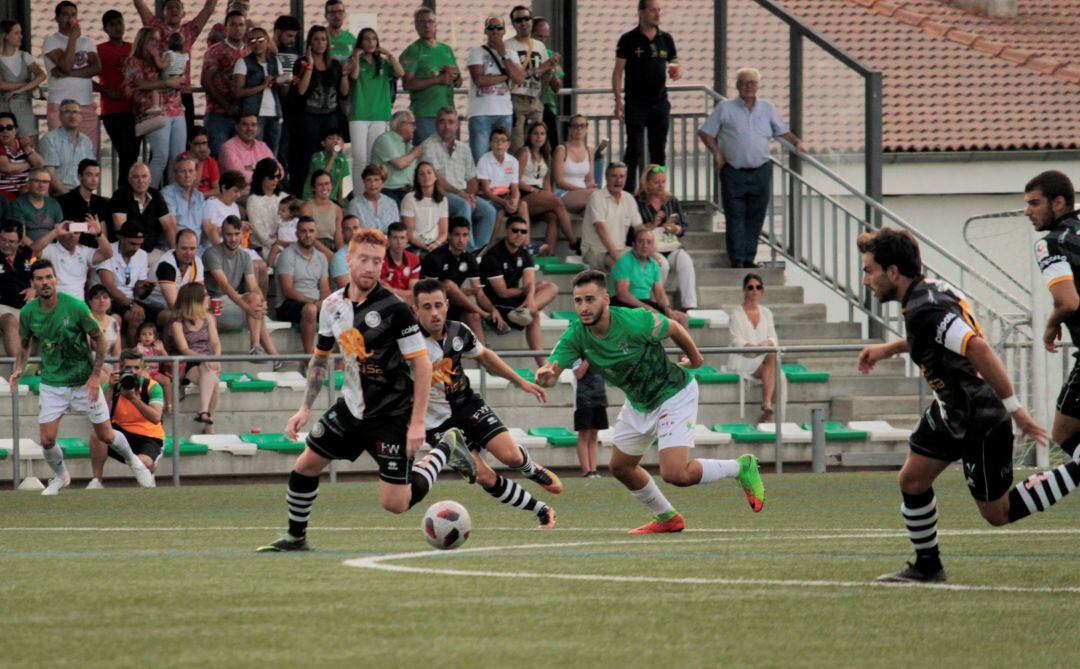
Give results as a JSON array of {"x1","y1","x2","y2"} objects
[{"x1": 2, "y1": 468, "x2": 1078, "y2": 668}]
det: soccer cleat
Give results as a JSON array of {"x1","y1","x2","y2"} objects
[
  {"x1": 41, "y1": 474, "x2": 71, "y2": 496},
  {"x1": 85, "y1": 478, "x2": 104, "y2": 489},
  {"x1": 129, "y1": 459, "x2": 156, "y2": 488},
  {"x1": 441, "y1": 428, "x2": 477, "y2": 484},
  {"x1": 537, "y1": 505, "x2": 557, "y2": 529},
  {"x1": 256, "y1": 535, "x2": 311, "y2": 553},
  {"x1": 629, "y1": 512, "x2": 686, "y2": 534},
  {"x1": 874, "y1": 562, "x2": 946, "y2": 584},
  {"x1": 530, "y1": 464, "x2": 563, "y2": 494},
  {"x1": 735, "y1": 454, "x2": 766, "y2": 512}
]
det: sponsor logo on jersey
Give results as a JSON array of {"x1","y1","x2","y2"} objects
[
  {"x1": 458, "y1": 261, "x2": 468, "y2": 273},
  {"x1": 311, "y1": 421, "x2": 325, "y2": 438},
  {"x1": 516, "y1": 257, "x2": 523, "y2": 267},
  {"x1": 1035, "y1": 240, "x2": 1049, "y2": 260},
  {"x1": 339, "y1": 328, "x2": 372, "y2": 360},
  {"x1": 364, "y1": 311, "x2": 382, "y2": 328},
  {"x1": 934, "y1": 312, "x2": 956, "y2": 345},
  {"x1": 378, "y1": 441, "x2": 402, "y2": 455},
  {"x1": 401, "y1": 323, "x2": 420, "y2": 336},
  {"x1": 452, "y1": 336, "x2": 463, "y2": 352}
]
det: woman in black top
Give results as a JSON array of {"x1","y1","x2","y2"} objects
[{"x1": 289, "y1": 25, "x2": 348, "y2": 196}]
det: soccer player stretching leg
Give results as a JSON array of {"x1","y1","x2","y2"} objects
[
  {"x1": 856, "y1": 228, "x2": 1080, "y2": 583},
  {"x1": 258, "y1": 229, "x2": 474, "y2": 552},
  {"x1": 413, "y1": 278, "x2": 560, "y2": 529},
  {"x1": 536, "y1": 270, "x2": 765, "y2": 533},
  {"x1": 10, "y1": 260, "x2": 154, "y2": 495}
]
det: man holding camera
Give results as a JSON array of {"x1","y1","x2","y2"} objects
[{"x1": 87, "y1": 349, "x2": 164, "y2": 488}]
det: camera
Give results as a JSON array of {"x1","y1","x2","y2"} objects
[{"x1": 119, "y1": 369, "x2": 139, "y2": 391}]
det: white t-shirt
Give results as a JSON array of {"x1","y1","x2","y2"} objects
[
  {"x1": 504, "y1": 37, "x2": 548, "y2": 99},
  {"x1": 232, "y1": 58, "x2": 276, "y2": 117},
  {"x1": 277, "y1": 217, "x2": 298, "y2": 243},
  {"x1": 476, "y1": 152, "x2": 519, "y2": 197},
  {"x1": 92, "y1": 244, "x2": 150, "y2": 301},
  {"x1": 163, "y1": 50, "x2": 189, "y2": 78},
  {"x1": 41, "y1": 243, "x2": 96, "y2": 301},
  {"x1": 201, "y1": 197, "x2": 242, "y2": 250},
  {"x1": 0, "y1": 52, "x2": 34, "y2": 75},
  {"x1": 147, "y1": 250, "x2": 205, "y2": 308},
  {"x1": 400, "y1": 193, "x2": 448, "y2": 246},
  {"x1": 42, "y1": 32, "x2": 97, "y2": 104},
  {"x1": 467, "y1": 46, "x2": 520, "y2": 117}
]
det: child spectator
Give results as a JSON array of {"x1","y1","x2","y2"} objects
[
  {"x1": 267, "y1": 196, "x2": 301, "y2": 267},
  {"x1": 162, "y1": 32, "x2": 189, "y2": 87},
  {"x1": 136, "y1": 321, "x2": 172, "y2": 414},
  {"x1": 87, "y1": 284, "x2": 121, "y2": 383},
  {"x1": 169, "y1": 283, "x2": 220, "y2": 432},
  {"x1": 571, "y1": 359, "x2": 607, "y2": 478}
]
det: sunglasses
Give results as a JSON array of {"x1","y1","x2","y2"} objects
[
  {"x1": 486, "y1": 24, "x2": 504, "y2": 31},
  {"x1": 248, "y1": 36, "x2": 266, "y2": 43},
  {"x1": 512, "y1": 16, "x2": 533, "y2": 23},
  {"x1": 745, "y1": 284, "x2": 763, "y2": 291},
  {"x1": 0, "y1": 125, "x2": 14, "y2": 132},
  {"x1": 649, "y1": 165, "x2": 668, "y2": 174},
  {"x1": 509, "y1": 228, "x2": 528, "y2": 234}
]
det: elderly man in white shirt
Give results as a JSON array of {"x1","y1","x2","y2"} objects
[{"x1": 580, "y1": 161, "x2": 641, "y2": 270}]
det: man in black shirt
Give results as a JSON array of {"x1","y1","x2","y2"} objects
[
  {"x1": 1025, "y1": 170, "x2": 1080, "y2": 463},
  {"x1": 109, "y1": 163, "x2": 177, "y2": 260},
  {"x1": 612, "y1": 0, "x2": 680, "y2": 192},
  {"x1": 57, "y1": 159, "x2": 110, "y2": 227},
  {"x1": 420, "y1": 217, "x2": 507, "y2": 344},
  {"x1": 413, "y1": 278, "x2": 560, "y2": 529},
  {"x1": 0, "y1": 220, "x2": 33, "y2": 362},
  {"x1": 480, "y1": 215, "x2": 558, "y2": 364},
  {"x1": 856, "y1": 227, "x2": 1080, "y2": 584},
  {"x1": 258, "y1": 228, "x2": 474, "y2": 553}
]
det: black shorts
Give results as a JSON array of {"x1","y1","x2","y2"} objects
[
  {"x1": 1057, "y1": 354, "x2": 1080, "y2": 419},
  {"x1": 908, "y1": 403, "x2": 1014, "y2": 502},
  {"x1": 574, "y1": 406, "x2": 609, "y2": 431},
  {"x1": 425, "y1": 394, "x2": 508, "y2": 452},
  {"x1": 276, "y1": 298, "x2": 310, "y2": 324},
  {"x1": 107, "y1": 427, "x2": 164, "y2": 464},
  {"x1": 306, "y1": 398, "x2": 412, "y2": 484},
  {"x1": 494, "y1": 301, "x2": 528, "y2": 331}
]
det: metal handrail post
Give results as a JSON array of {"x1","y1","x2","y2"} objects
[
  {"x1": 11, "y1": 384, "x2": 19, "y2": 488},
  {"x1": 171, "y1": 357, "x2": 181, "y2": 486},
  {"x1": 773, "y1": 348, "x2": 784, "y2": 474}
]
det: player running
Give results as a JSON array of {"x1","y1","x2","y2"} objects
[
  {"x1": 412, "y1": 278, "x2": 561, "y2": 529},
  {"x1": 1025, "y1": 170, "x2": 1080, "y2": 463},
  {"x1": 258, "y1": 229, "x2": 475, "y2": 553},
  {"x1": 535, "y1": 269, "x2": 765, "y2": 534},
  {"x1": 856, "y1": 227, "x2": 1080, "y2": 583},
  {"x1": 10, "y1": 260, "x2": 154, "y2": 494}
]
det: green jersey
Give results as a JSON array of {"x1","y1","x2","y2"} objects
[
  {"x1": 349, "y1": 57, "x2": 393, "y2": 122},
  {"x1": 549, "y1": 306, "x2": 690, "y2": 412},
  {"x1": 19, "y1": 292, "x2": 99, "y2": 388},
  {"x1": 399, "y1": 39, "x2": 458, "y2": 117},
  {"x1": 329, "y1": 30, "x2": 356, "y2": 63}
]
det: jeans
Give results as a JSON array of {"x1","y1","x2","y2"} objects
[
  {"x1": 101, "y1": 113, "x2": 138, "y2": 191},
  {"x1": 147, "y1": 114, "x2": 188, "y2": 188},
  {"x1": 258, "y1": 116, "x2": 281, "y2": 156},
  {"x1": 414, "y1": 116, "x2": 437, "y2": 146},
  {"x1": 349, "y1": 120, "x2": 388, "y2": 196},
  {"x1": 720, "y1": 163, "x2": 772, "y2": 267},
  {"x1": 468, "y1": 114, "x2": 513, "y2": 163},
  {"x1": 623, "y1": 97, "x2": 670, "y2": 193},
  {"x1": 204, "y1": 112, "x2": 235, "y2": 158},
  {"x1": 447, "y1": 193, "x2": 497, "y2": 252}
]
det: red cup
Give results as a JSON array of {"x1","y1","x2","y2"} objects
[
  {"x1": 250, "y1": 427, "x2": 261, "y2": 434},
  {"x1": 210, "y1": 298, "x2": 223, "y2": 316},
  {"x1": 669, "y1": 63, "x2": 681, "y2": 79}
]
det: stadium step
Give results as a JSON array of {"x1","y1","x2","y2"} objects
[{"x1": 831, "y1": 395, "x2": 924, "y2": 421}]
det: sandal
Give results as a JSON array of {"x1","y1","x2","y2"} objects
[
  {"x1": 760, "y1": 406, "x2": 774, "y2": 423},
  {"x1": 194, "y1": 411, "x2": 214, "y2": 425}
]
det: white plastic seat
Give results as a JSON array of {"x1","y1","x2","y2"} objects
[
  {"x1": 597, "y1": 428, "x2": 615, "y2": 445},
  {"x1": 692, "y1": 424, "x2": 732, "y2": 445},
  {"x1": 847, "y1": 421, "x2": 913, "y2": 441},
  {"x1": 0, "y1": 438, "x2": 42, "y2": 459},
  {"x1": 687, "y1": 309, "x2": 730, "y2": 328},
  {"x1": 758, "y1": 422, "x2": 812, "y2": 443},
  {"x1": 265, "y1": 320, "x2": 292, "y2": 332},
  {"x1": 464, "y1": 368, "x2": 510, "y2": 389},
  {"x1": 257, "y1": 371, "x2": 307, "y2": 390},
  {"x1": 508, "y1": 427, "x2": 548, "y2": 448},
  {"x1": 189, "y1": 433, "x2": 257, "y2": 456},
  {"x1": 540, "y1": 311, "x2": 571, "y2": 331}
]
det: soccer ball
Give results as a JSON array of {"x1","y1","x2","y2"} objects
[{"x1": 422, "y1": 500, "x2": 472, "y2": 550}]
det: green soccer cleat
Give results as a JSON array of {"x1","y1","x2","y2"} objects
[
  {"x1": 256, "y1": 534, "x2": 311, "y2": 553},
  {"x1": 735, "y1": 454, "x2": 766, "y2": 512},
  {"x1": 441, "y1": 428, "x2": 477, "y2": 484}
]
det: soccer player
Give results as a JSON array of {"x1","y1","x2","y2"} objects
[
  {"x1": 535, "y1": 269, "x2": 765, "y2": 533},
  {"x1": 1025, "y1": 170, "x2": 1080, "y2": 462},
  {"x1": 856, "y1": 227, "x2": 1080, "y2": 583},
  {"x1": 258, "y1": 229, "x2": 475, "y2": 553},
  {"x1": 412, "y1": 278, "x2": 560, "y2": 529},
  {"x1": 10, "y1": 260, "x2": 154, "y2": 495}
]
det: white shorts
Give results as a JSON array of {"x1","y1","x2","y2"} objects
[
  {"x1": 611, "y1": 379, "x2": 698, "y2": 457},
  {"x1": 39, "y1": 383, "x2": 111, "y2": 425}
]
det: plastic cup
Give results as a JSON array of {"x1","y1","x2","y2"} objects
[
  {"x1": 669, "y1": 64, "x2": 680, "y2": 78},
  {"x1": 211, "y1": 298, "x2": 223, "y2": 316}
]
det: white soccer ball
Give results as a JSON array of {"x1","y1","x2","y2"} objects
[{"x1": 422, "y1": 500, "x2": 472, "y2": 550}]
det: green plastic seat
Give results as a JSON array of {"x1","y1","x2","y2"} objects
[
  {"x1": 18, "y1": 376, "x2": 41, "y2": 395},
  {"x1": 532, "y1": 255, "x2": 564, "y2": 267},
  {"x1": 687, "y1": 317, "x2": 707, "y2": 329},
  {"x1": 687, "y1": 365, "x2": 740, "y2": 385},
  {"x1": 540, "y1": 262, "x2": 585, "y2": 275},
  {"x1": 227, "y1": 379, "x2": 277, "y2": 392},
  {"x1": 219, "y1": 372, "x2": 253, "y2": 382},
  {"x1": 240, "y1": 432, "x2": 305, "y2": 453},
  {"x1": 0, "y1": 448, "x2": 7, "y2": 461},
  {"x1": 549, "y1": 310, "x2": 579, "y2": 322},
  {"x1": 527, "y1": 426, "x2": 578, "y2": 447},
  {"x1": 514, "y1": 368, "x2": 536, "y2": 383},
  {"x1": 711, "y1": 423, "x2": 776, "y2": 443},
  {"x1": 802, "y1": 421, "x2": 870, "y2": 442},
  {"x1": 323, "y1": 370, "x2": 345, "y2": 389},
  {"x1": 58, "y1": 437, "x2": 91, "y2": 458},
  {"x1": 163, "y1": 436, "x2": 209, "y2": 456},
  {"x1": 782, "y1": 364, "x2": 830, "y2": 383}
]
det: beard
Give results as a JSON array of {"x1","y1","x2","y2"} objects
[{"x1": 580, "y1": 302, "x2": 606, "y2": 326}]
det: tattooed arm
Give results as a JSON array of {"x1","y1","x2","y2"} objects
[
  {"x1": 8, "y1": 337, "x2": 33, "y2": 388},
  {"x1": 284, "y1": 352, "x2": 330, "y2": 440}
]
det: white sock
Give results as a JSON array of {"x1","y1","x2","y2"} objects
[
  {"x1": 629, "y1": 478, "x2": 675, "y2": 516},
  {"x1": 43, "y1": 445, "x2": 69, "y2": 479},
  {"x1": 110, "y1": 431, "x2": 137, "y2": 463},
  {"x1": 697, "y1": 459, "x2": 741, "y2": 484}
]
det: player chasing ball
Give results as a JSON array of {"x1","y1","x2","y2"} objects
[
  {"x1": 258, "y1": 229, "x2": 475, "y2": 553},
  {"x1": 535, "y1": 270, "x2": 765, "y2": 534},
  {"x1": 856, "y1": 227, "x2": 1080, "y2": 583},
  {"x1": 412, "y1": 278, "x2": 560, "y2": 529}
]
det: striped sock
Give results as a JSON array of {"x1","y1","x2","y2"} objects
[
  {"x1": 1007, "y1": 461, "x2": 1080, "y2": 523},
  {"x1": 409, "y1": 443, "x2": 449, "y2": 509},
  {"x1": 901, "y1": 489, "x2": 941, "y2": 572},
  {"x1": 484, "y1": 475, "x2": 544, "y2": 515},
  {"x1": 286, "y1": 471, "x2": 319, "y2": 539},
  {"x1": 510, "y1": 445, "x2": 537, "y2": 477},
  {"x1": 42, "y1": 445, "x2": 69, "y2": 480}
]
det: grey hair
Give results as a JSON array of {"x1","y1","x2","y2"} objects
[
  {"x1": 735, "y1": 67, "x2": 761, "y2": 82},
  {"x1": 435, "y1": 106, "x2": 458, "y2": 119},
  {"x1": 389, "y1": 110, "x2": 415, "y2": 131}
]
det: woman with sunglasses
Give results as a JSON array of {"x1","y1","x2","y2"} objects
[
  {"x1": 346, "y1": 28, "x2": 404, "y2": 195},
  {"x1": 232, "y1": 27, "x2": 286, "y2": 155},
  {"x1": 247, "y1": 158, "x2": 287, "y2": 260},
  {"x1": 467, "y1": 15, "x2": 525, "y2": 163},
  {"x1": 0, "y1": 112, "x2": 43, "y2": 201},
  {"x1": 552, "y1": 113, "x2": 598, "y2": 215},
  {"x1": 636, "y1": 163, "x2": 696, "y2": 309},
  {"x1": 0, "y1": 21, "x2": 45, "y2": 152},
  {"x1": 728, "y1": 273, "x2": 778, "y2": 421}
]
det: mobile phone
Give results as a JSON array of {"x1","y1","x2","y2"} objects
[
  {"x1": 69, "y1": 222, "x2": 89, "y2": 233},
  {"x1": 666, "y1": 213, "x2": 680, "y2": 225}
]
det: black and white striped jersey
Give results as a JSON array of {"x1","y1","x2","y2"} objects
[
  {"x1": 423, "y1": 320, "x2": 485, "y2": 428},
  {"x1": 1035, "y1": 215, "x2": 1080, "y2": 345}
]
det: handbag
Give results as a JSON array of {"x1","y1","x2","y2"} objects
[
  {"x1": 656, "y1": 231, "x2": 682, "y2": 253},
  {"x1": 134, "y1": 110, "x2": 165, "y2": 138}
]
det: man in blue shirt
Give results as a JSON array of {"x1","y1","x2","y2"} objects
[
  {"x1": 697, "y1": 68, "x2": 803, "y2": 269},
  {"x1": 160, "y1": 155, "x2": 210, "y2": 244}
]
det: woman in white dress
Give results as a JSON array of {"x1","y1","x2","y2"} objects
[{"x1": 728, "y1": 273, "x2": 778, "y2": 421}]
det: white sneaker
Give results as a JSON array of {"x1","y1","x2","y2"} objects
[
  {"x1": 129, "y1": 459, "x2": 156, "y2": 488},
  {"x1": 86, "y1": 478, "x2": 105, "y2": 489},
  {"x1": 41, "y1": 474, "x2": 71, "y2": 496}
]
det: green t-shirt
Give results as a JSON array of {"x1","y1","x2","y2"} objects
[
  {"x1": 349, "y1": 57, "x2": 393, "y2": 122},
  {"x1": 13, "y1": 195, "x2": 64, "y2": 241},
  {"x1": 399, "y1": 39, "x2": 458, "y2": 118},
  {"x1": 611, "y1": 252, "x2": 661, "y2": 300},
  {"x1": 539, "y1": 67, "x2": 564, "y2": 113},
  {"x1": 19, "y1": 292, "x2": 99, "y2": 387},
  {"x1": 371, "y1": 130, "x2": 415, "y2": 190},
  {"x1": 303, "y1": 150, "x2": 352, "y2": 200},
  {"x1": 329, "y1": 30, "x2": 356, "y2": 63},
  {"x1": 549, "y1": 306, "x2": 690, "y2": 412}
]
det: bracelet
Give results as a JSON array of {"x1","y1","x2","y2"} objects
[{"x1": 1001, "y1": 395, "x2": 1022, "y2": 413}]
